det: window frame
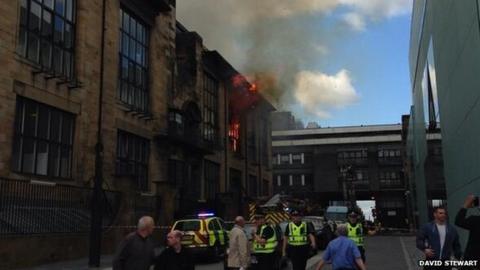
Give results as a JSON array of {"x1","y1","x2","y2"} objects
[
  {"x1": 11, "y1": 96, "x2": 75, "y2": 179},
  {"x1": 18, "y1": 0, "x2": 76, "y2": 79},
  {"x1": 202, "y1": 73, "x2": 219, "y2": 143},
  {"x1": 117, "y1": 7, "x2": 150, "y2": 113},
  {"x1": 116, "y1": 130, "x2": 150, "y2": 191},
  {"x1": 204, "y1": 160, "x2": 219, "y2": 201}
]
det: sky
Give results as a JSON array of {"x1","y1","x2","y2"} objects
[{"x1": 176, "y1": 0, "x2": 413, "y2": 127}]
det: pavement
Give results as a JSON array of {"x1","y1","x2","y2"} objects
[{"x1": 19, "y1": 236, "x2": 426, "y2": 270}]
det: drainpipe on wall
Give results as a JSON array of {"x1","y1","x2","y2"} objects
[{"x1": 88, "y1": 0, "x2": 107, "y2": 266}]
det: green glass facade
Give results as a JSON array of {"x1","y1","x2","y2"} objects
[{"x1": 409, "y1": 0, "x2": 480, "y2": 243}]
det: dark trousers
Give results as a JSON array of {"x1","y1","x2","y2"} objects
[
  {"x1": 358, "y1": 246, "x2": 366, "y2": 262},
  {"x1": 254, "y1": 253, "x2": 277, "y2": 270},
  {"x1": 287, "y1": 245, "x2": 309, "y2": 270}
]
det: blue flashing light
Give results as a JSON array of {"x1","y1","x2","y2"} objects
[{"x1": 198, "y1": 212, "x2": 215, "y2": 218}]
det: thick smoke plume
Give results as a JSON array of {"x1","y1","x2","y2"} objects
[{"x1": 177, "y1": 0, "x2": 411, "y2": 119}]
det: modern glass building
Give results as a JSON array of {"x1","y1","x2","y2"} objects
[{"x1": 408, "y1": 0, "x2": 480, "y2": 238}]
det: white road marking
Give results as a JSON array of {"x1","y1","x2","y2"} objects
[{"x1": 400, "y1": 237, "x2": 415, "y2": 270}]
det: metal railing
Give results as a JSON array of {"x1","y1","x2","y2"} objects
[{"x1": 0, "y1": 177, "x2": 121, "y2": 236}]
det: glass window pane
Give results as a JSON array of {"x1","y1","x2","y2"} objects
[
  {"x1": 44, "y1": 0, "x2": 54, "y2": 9},
  {"x1": 61, "y1": 115, "x2": 72, "y2": 144},
  {"x1": 129, "y1": 39, "x2": 135, "y2": 59},
  {"x1": 12, "y1": 138, "x2": 23, "y2": 171},
  {"x1": 144, "y1": 142, "x2": 149, "y2": 162},
  {"x1": 37, "y1": 105, "x2": 49, "y2": 139},
  {"x1": 53, "y1": 46, "x2": 63, "y2": 74},
  {"x1": 121, "y1": 82, "x2": 128, "y2": 102},
  {"x1": 24, "y1": 102, "x2": 37, "y2": 136},
  {"x1": 128, "y1": 61, "x2": 134, "y2": 82},
  {"x1": 50, "y1": 110, "x2": 61, "y2": 142},
  {"x1": 29, "y1": 1, "x2": 42, "y2": 31},
  {"x1": 122, "y1": 33, "x2": 129, "y2": 56},
  {"x1": 49, "y1": 144, "x2": 60, "y2": 177},
  {"x1": 130, "y1": 19, "x2": 136, "y2": 38},
  {"x1": 135, "y1": 65, "x2": 142, "y2": 86},
  {"x1": 54, "y1": 16, "x2": 64, "y2": 43},
  {"x1": 36, "y1": 141, "x2": 49, "y2": 175},
  {"x1": 121, "y1": 57, "x2": 128, "y2": 79},
  {"x1": 136, "y1": 22, "x2": 142, "y2": 41},
  {"x1": 134, "y1": 87, "x2": 140, "y2": 107},
  {"x1": 60, "y1": 146, "x2": 71, "y2": 178},
  {"x1": 17, "y1": 28, "x2": 27, "y2": 55},
  {"x1": 64, "y1": 51, "x2": 71, "y2": 77},
  {"x1": 20, "y1": 0, "x2": 28, "y2": 26},
  {"x1": 140, "y1": 46, "x2": 146, "y2": 66},
  {"x1": 122, "y1": 12, "x2": 129, "y2": 32},
  {"x1": 65, "y1": 0, "x2": 73, "y2": 21},
  {"x1": 55, "y1": 0, "x2": 65, "y2": 16},
  {"x1": 22, "y1": 138, "x2": 36, "y2": 174},
  {"x1": 40, "y1": 40, "x2": 52, "y2": 69},
  {"x1": 42, "y1": 10, "x2": 53, "y2": 37},
  {"x1": 136, "y1": 43, "x2": 142, "y2": 64},
  {"x1": 142, "y1": 69, "x2": 148, "y2": 88},
  {"x1": 14, "y1": 99, "x2": 25, "y2": 133},
  {"x1": 64, "y1": 22, "x2": 73, "y2": 48},
  {"x1": 27, "y1": 34, "x2": 40, "y2": 62},
  {"x1": 128, "y1": 86, "x2": 134, "y2": 105}
]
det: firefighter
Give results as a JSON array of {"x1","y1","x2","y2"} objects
[
  {"x1": 282, "y1": 210, "x2": 316, "y2": 270},
  {"x1": 346, "y1": 210, "x2": 366, "y2": 262},
  {"x1": 252, "y1": 214, "x2": 279, "y2": 270}
]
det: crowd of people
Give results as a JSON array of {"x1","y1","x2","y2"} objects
[{"x1": 111, "y1": 195, "x2": 480, "y2": 270}]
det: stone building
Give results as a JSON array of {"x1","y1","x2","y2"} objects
[
  {"x1": 159, "y1": 22, "x2": 274, "y2": 224},
  {"x1": 0, "y1": 0, "x2": 273, "y2": 268}
]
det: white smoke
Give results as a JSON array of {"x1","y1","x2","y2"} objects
[{"x1": 295, "y1": 70, "x2": 359, "y2": 118}]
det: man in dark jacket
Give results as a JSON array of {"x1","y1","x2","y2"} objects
[
  {"x1": 113, "y1": 216, "x2": 157, "y2": 270},
  {"x1": 455, "y1": 195, "x2": 480, "y2": 268},
  {"x1": 416, "y1": 206, "x2": 462, "y2": 270},
  {"x1": 154, "y1": 230, "x2": 194, "y2": 270}
]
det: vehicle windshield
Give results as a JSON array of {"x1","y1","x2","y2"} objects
[
  {"x1": 325, "y1": 212, "x2": 347, "y2": 222},
  {"x1": 173, "y1": 220, "x2": 201, "y2": 231},
  {"x1": 303, "y1": 217, "x2": 324, "y2": 230}
]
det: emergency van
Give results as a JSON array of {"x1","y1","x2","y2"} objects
[{"x1": 171, "y1": 213, "x2": 228, "y2": 260}]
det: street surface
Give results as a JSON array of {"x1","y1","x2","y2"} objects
[
  {"x1": 197, "y1": 235, "x2": 422, "y2": 270},
  {"x1": 21, "y1": 236, "x2": 428, "y2": 270}
]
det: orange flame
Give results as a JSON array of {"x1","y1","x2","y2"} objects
[{"x1": 249, "y1": 83, "x2": 258, "y2": 93}]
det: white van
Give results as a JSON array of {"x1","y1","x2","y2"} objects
[{"x1": 325, "y1": 206, "x2": 349, "y2": 225}]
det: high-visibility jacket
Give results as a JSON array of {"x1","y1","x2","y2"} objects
[
  {"x1": 347, "y1": 222, "x2": 364, "y2": 246},
  {"x1": 253, "y1": 224, "x2": 278, "y2": 253},
  {"x1": 287, "y1": 221, "x2": 308, "y2": 246}
]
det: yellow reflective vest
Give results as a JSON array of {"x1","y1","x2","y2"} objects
[
  {"x1": 287, "y1": 221, "x2": 308, "y2": 246},
  {"x1": 253, "y1": 224, "x2": 278, "y2": 253},
  {"x1": 347, "y1": 222, "x2": 364, "y2": 246}
]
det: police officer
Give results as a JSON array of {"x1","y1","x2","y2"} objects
[
  {"x1": 252, "y1": 214, "x2": 278, "y2": 270},
  {"x1": 346, "y1": 210, "x2": 366, "y2": 262},
  {"x1": 282, "y1": 210, "x2": 316, "y2": 270}
]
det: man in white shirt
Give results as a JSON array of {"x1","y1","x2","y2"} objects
[
  {"x1": 227, "y1": 216, "x2": 250, "y2": 270},
  {"x1": 416, "y1": 206, "x2": 462, "y2": 270}
]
